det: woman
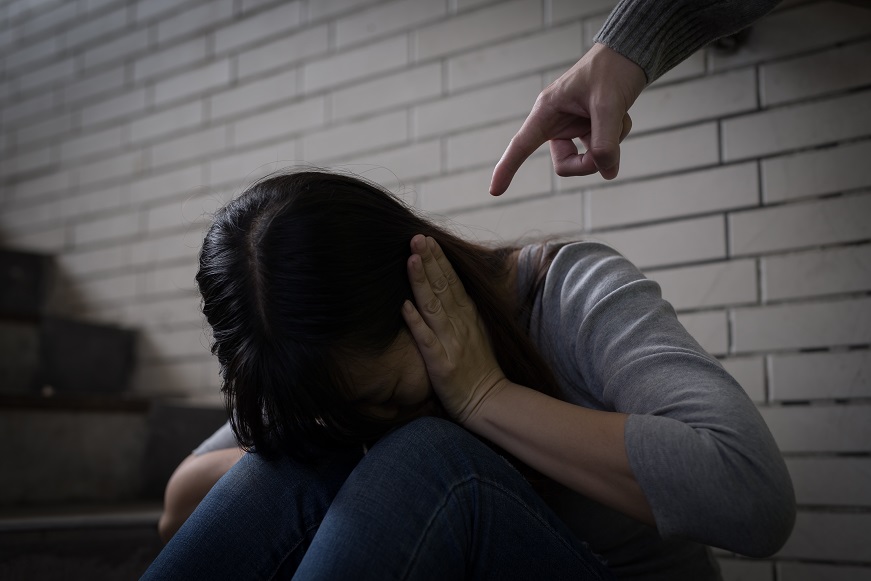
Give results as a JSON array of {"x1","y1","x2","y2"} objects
[{"x1": 146, "y1": 170, "x2": 794, "y2": 580}]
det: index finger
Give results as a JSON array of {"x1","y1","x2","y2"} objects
[{"x1": 489, "y1": 114, "x2": 547, "y2": 197}]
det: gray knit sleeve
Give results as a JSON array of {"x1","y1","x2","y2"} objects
[{"x1": 594, "y1": 0, "x2": 782, "y2": 82}]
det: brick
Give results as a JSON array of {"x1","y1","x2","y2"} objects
[
  {"x1": 332, "y1": 63, "x2": 442, "y2": 121},
  {"x1": 141, "y1": 325, "x2": 210, "y2": 360},
  {"x1": 416, "y1": 76, "x2": 541, "y2": 138},
  {"x1": 9, "y1": 170, "x2": 72, "y2": 201},
  {"x1": 128, "y1": 165, "x2": 205, "y2": 204},
  {"x1": 81, "y1": 88, "x2": 147, "y2": 127},
  {"x1": 133, "y1": 37, "x2": 208, "y2": 83},
  {"x1": 0, "y1": 198, "x2": 58, "y2": 230},
  {"x1": 722, "y1": 90, "x2": 871, "y2": 162},
  {"x1": 717, "y1": 559, "x2": 772, "y2": 581},
  {"x1": 778, "y1": 562, "x2": 871, "y2": 581},
  {"x1": 777, "y1": 511, "x2": 871, "y2": 562},
  {"x1": 133, "y1": 0, "x2": 187, "y2": 22},
  {"x1": 450, "y1": 192, "x2": 583, "y2": 243},
  {"x1": 151, "y1": 126, "x2": 229, "y2": 169},
  {"x1": 59, "y1": 126, "x2": 124, "y2": 163},
  {"x1": 551, "y1": 0, "x2": 616, "y2": 23},
  {"x1": 720, "y1": 356, "x2": 765, "y2": 403},
  {"x1": 711, "y1": 1, "x2": 871, "y2": 71},
  {"x1": 60, "y1": 65, "x2": 126, "y2": 107},
  {"x1": 764, "y1": 245, "x2": 871, "y2": 302},
  {"x1": 733, "y1": 297, "x2": 871, "y2": 353},
  {"x1": 16, "y1": 112, "x2": 73, "y2": 146},
  {"x1": 770, "y1": 351, "x2": 871, "y2": 402},
  {"x1": 120, "y1": 294, "x2": 204, "y2": 329},
  {"x1": 342, "y1": 139, "x2": 442, "y2": 186},
  {"x1": 4, "y1": 36, "x2": 58, "y2": 71},
  {"x1": 1, "y1": 92, "x2": 54, "y2": 126},
  {"x1": 1, "y1": 144, "x2": 54, "y2": 176},
  {"x1": 762, "y1": 140, "x2": 871, "y2": 204},
  {"x1": 336, "y1": 0, "x2": 445, "y2": 48},
  {"x1": 416, "y1": 0, "x2": 542, "y2": 60},
  {"x1": 205, "y1": 144, "x2": 296, "y2": 188},
  {"x1": 236, "y1": 25, "x2": 329, "y2": 79},
  {"x1": 595, "y1": 215, "x2": 726, "y2": 270},
  {"x1": 589, "y1": 162, "x2": 758, "y2": 229},
  {"x1": 156, "y1": 0, "x2": 234, "y2": 44},
  {"x1": 142, "y1": 261, "x2": 198, "y2": 296},
  {"x1": 446, "y1": 117, "x2": 550, "y2": 173},
  {"x1": 582, "y1": 13, "x2": 608, "y2": 50},
  {"x1": 76, "y1": 150, "x2": 148, "y2": 188},
  {"x1": 762, "y1": 39, "x2": 871, "y2": 107},
  {"x1": 763, "y1": 404, "x2": 871, "y2": 454},
  {"x1": 63, "y1": 5, "x2": 127, "y2": 50},
  {"x1": 730, "y1": 194, "x2": 871, "y2": 256},
  {"x1": 448, "y1": 24, "x2": 582, "y2": 92},
  {"x1": 421, "y1": 154, "x2": 551, "y2": 214},
  {"x1": 131, "y1": 359, "x2": 208, "y2": 396},
  {"x1": 17, "y1": 55, "x2": 76, "y2": 93},
  {"x1": 73, "y1": 210, "x2": 140, "y2": 247},
  {"x1": 78, "y1": 272, "x2": 139, "y2": 303},
  {"x1": 82, "y1": 28, "x2": 149, "y2": 71},
  {"x1": 3, "y1": 225, "x2": 66, "y2": 253},
  {"x1": 652, "y1": 51, "x2": 706, "y2": 86},
  {"x1": 308, "y1": 0, "x2": 381, "y2": 20},
  {"x1": 19, "y1": 1, "x2": 76, "y2": 37},
  {"x1": 153, "y1": 60, "x2": 231, "y2": 107},
  {"x1": 631, "y1": 69, "x2": 756, "y2": 134},
  {"x1": 129, "y1": 101, "x2": 204, "y2": 144},
  {"x1": 59, "y1": 244, "x2": 130, "y2": 277},
  {"x1": 232, "y1": 97, "x2": 325, "y2": 148},
  {"x1": 303, "y1": 110, "x2": 407, "y2": 164},
  {"x1": 786, "y1": 457, "x2": 871, "y2": 507},
  {"x1": 214, "y1": 2, "x2": 302, "y2": 54},
  {"x1": 129, "y1": 231, "x2": 200, "y2": 267},
  {"x1": 303, "y1": 35, "x2": 408, "y2": 93},
  {"x1": 58, "y1": 184, "x2": 126, "y2": 221},
  {"x1": 647, "y1": 259, "x2": 757, "y2": 311},
  {"x1": 677, "y1": 310, "x2": 728, "y2": 356},
  {"x1": 145, "y1": 193, "x2": 223, "y2": 233},
  {"x1": 210, "y1": 68, "x2": 299, "y2": 121}
]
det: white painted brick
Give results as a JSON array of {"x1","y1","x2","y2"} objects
[
  {"x1": 133, "y1": 0, "x2": 185, "y2": 23},
  {"x1": 451, "y1": 192, "x2": 583, "y2": 243},
  {"x1": 720, "y1": 356, "x2": 765, "y2": 403},
  {"x1": 677, "y1": 310, "x2": 728, "y2": 356},
  {"x1": 141, "y1": 325, "x2": 210, "y2": 360},
  {"x1": 764, "y1": 245, "x2": 871, "y2": 302},
  {"x1": 59, "y1": 126, "x2": 124, "y2": 163},
  {"x1": 210, "y1": 69, "x2": 299, "y2": 121},
  {"x1": 711, "y1": 1, "x2": 871, "y2": 71},
  {"x1": 205, "y1": 144, "x2": 296, "y2": 188},
  {"x1": 733, "y1": 297, "x2": 871, "y2": 353},
  {"x1": 770, "y1": 350, "x2": 871, "y2": 401},
  {"x1": 303, "y1": 110, "x2": 407, "y2": 164},
  {"x1": 332, "y1": 63, "x2": 442, "y2": 121},
  {"x1": 0, "y1": 199, "x2": 58, "y2": 230},
  {"x1": 153, "y1": 60, "x2": 231, "y2": 107},
  {"x1": 131, "y1": 359, "x2": 209, "y2": 396},
  {"x1": 762, "y1": 404, "x2": 871, "y2": 454},
  {"x1": 730, "y1": 194, "x2": 871, "y2": 256},
  {"x1": 156, "y1": 0, "x2": 234, "y2": 44},
  {"x1": 3, "y1": 225, "x2": 66, "y2": 253},
  {"x1": 133, "y1": 37, "x2": 207, "y2": 83},
  {"x1": 786, "y1": 457, "x2": 871, "y2": 507},
  {"x1": 762, "y1": 39, "x2": 871, "y2": 107},
  {"x1": 151, "y1": 126, "x2": 229, "y2": 169},
  {"x1": 129, "y1": 101, "x2": 203, "y2": 144},
  {"x1": 76, "y1": 150, "x2": 148, "y2": 188},
  {"x1": 73, "y1": 210, "x2": 139, "y2": 246},
  {"x1": 304, "y1": 35, "x2": 408, "y2": 94},
  {"x1": 4, "y1": 36, "x2": 58, "y2": 71},
  {"x1": 717, "y1": 559, "x2": 772, "y2": 581},
  {"x1": 651, "y1": 51, "x2": 706, "y2": 86},
  {"x1": 778, "y1": 563, "x2": 871, "y2": 581},
  {"x1": 63, "y1": 5, "x2": 127, "y2": 50},
  {"x1": 1, "y1": 92, "x2": 54, "y2": 126},
  {"x1": 722, "y1": 90, "x2": 871, "y2": 162},
  {"x1": 82, "y1": 28, "x2": 149, "y2": 71},
  {"x1": 551, "y1": 0, "x2": 616, "y2": 23},
  {"x1": 120, "y1": 294, "x2": 204, "y2": 329},
  {"x1": 145, "y1": 193, "x2": 223, "y2": 233},
  {"x1": 59, "y1": 244, "x2": 130, "y2": 277},
  {"x1": 214, "y1": 2, "x2": 302, "y2": 54},
  {"x1": 416, "y1": 76, "x2": 541, "y2": 138},
  {"x1": 416, "y1": 0, "x2": 542, "y2": 60},
  {"x1": 631, "y1": 69, "x2": 756, "y2": 134},
  {"x1": 60, "y1": 65, "x2": 125, "y2": 107},
  {"x1": 81, "y1": 88, "x2": 147, "y2": 127},
  {"x1": 128, "y1": 165, "x2": 205, "y2": 204},
  {"x1": 421, "y1": 154, "x2": 551, "y2": 213},
  {"x1": 236, "y1": 25, "x2": 329, "y2": 79},
  {"x1": 762, "y1": 140, "x2": 871, "y2": 204},
  {"x1": 448, "y1": 24, "x2": 582, "y2": 92},
  {"x1": 129, "y1": 230, "x2": 200, "y2": 267},
  {"x1": 58, "y1": 184, "x2": 126, "y2": 221},
  {"x1": 16, "y1": 112, "x2": 73, "y2": 146},
  {"x1": 341, "y1": 139, "x2": 442, "y2": 186},
  {"x1": 336, "y1": 0, "x2": 445, "y2": 48},
  {"x1": 308, "y1": 0, "x2": 381, "y2": 20},
  {"x1": 777, "y1": 511, "x2": 871, "y2": 562},
  {"x1": 77, "y1": 272, "x2": 139, "y2": 304},
  {"x1": 233, "y1": 97, "x2": 325, "y2": 148},
  {"x1": 595, "y1": 215, "x2": 726, "y2": 270},
  {"x1": 0, "y1": 145, "x2": 52, "y2": 176},
  {"x1": 647, "y1": 259, "x2": 757, "y2": 311},
  {"x1": 16, "y1": 55, "x2": 75, "y2": 93},
  {"x1": 9, "y1": 170, "x2": 72, "y2": 201},
  {"x1": 19, "y1": 1, "x2": 76, "y2": 38},
  {"x1": 589, "y1": 162, "x2": 758, "y2": 229},
  {"x1": 142, "y1": 260, "x2": 198, "y2": 296},
  {"x1": 582, "y1": 14, "x2": 608, "y2": 51}
]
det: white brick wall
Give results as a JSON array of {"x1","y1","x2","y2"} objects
[{"x1": 1, "y1": 0, "x2": 869, "y2": 572}]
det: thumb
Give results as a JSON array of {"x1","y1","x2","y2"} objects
[{"x1": 588, "y1": 101, "x2": 625, "y2": 180}]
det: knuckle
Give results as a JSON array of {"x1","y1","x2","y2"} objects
[
  {"x1": 424, "y1": 296, "x2": 442, "y2": 315},
  {"x1": 431, "y1": 275, "x2": 449, "y2": 293}
]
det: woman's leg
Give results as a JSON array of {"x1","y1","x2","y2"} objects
[
  {"x1": 143, "y1": 447, "x2": 363, "y2": 580},
  {"x1": 294, "y1": 417, "x2": 612, "y2": 581}
]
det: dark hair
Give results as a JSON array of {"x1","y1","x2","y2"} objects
[{"x1": 197, "y1": 170, "x2": 561, "y2": 461}]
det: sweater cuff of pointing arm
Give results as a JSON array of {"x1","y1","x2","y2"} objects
[{"x1": 593, "y1": 0, "x2": 782, "y2": 84}]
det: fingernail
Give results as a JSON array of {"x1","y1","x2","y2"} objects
[{"x1": 402, "y1": 300, "x2": 414, "y2": 314}]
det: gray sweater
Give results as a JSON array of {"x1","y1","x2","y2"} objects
[{"x1": 518, "y1": 242, "x2": 795, "y2": 579}]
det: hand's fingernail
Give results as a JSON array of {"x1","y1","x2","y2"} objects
[{"x1": 403, "y1": 300, "x2": 414, "y2": 314}]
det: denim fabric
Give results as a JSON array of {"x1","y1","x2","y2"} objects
[{"x1": 144, "y1": 417, "x2": 612, "y2": 580}]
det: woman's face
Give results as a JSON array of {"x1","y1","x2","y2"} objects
[{"x1": 344, "y1": 331, "x2": 436, "y2": 421}]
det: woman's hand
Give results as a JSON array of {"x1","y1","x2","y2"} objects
[{"x1": 401, "y1": 235, "x2": 508, "y2": 424}]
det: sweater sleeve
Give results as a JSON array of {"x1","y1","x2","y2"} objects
[
  {"x1": 594, "y1": 0, "x2": 782, "y2": 83},
  {"x1": 540, "y1": 242, "x2": 795, "y2": 556}
]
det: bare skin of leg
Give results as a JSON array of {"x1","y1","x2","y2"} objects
[{"x1": 158, "y1": 447, "x2": 245, "y2": 543}]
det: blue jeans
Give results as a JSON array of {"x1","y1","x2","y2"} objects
[{"x1": 144, "y1": 417, "x2": 612, "y2": 580}]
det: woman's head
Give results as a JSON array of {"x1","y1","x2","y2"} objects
[{"x1": 197, "y1": 170, "x2": 556, "y2": 460}]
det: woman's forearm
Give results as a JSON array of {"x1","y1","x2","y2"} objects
[{"x1": 464, "y1": 380, "x2": 655, "y2": 526}]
